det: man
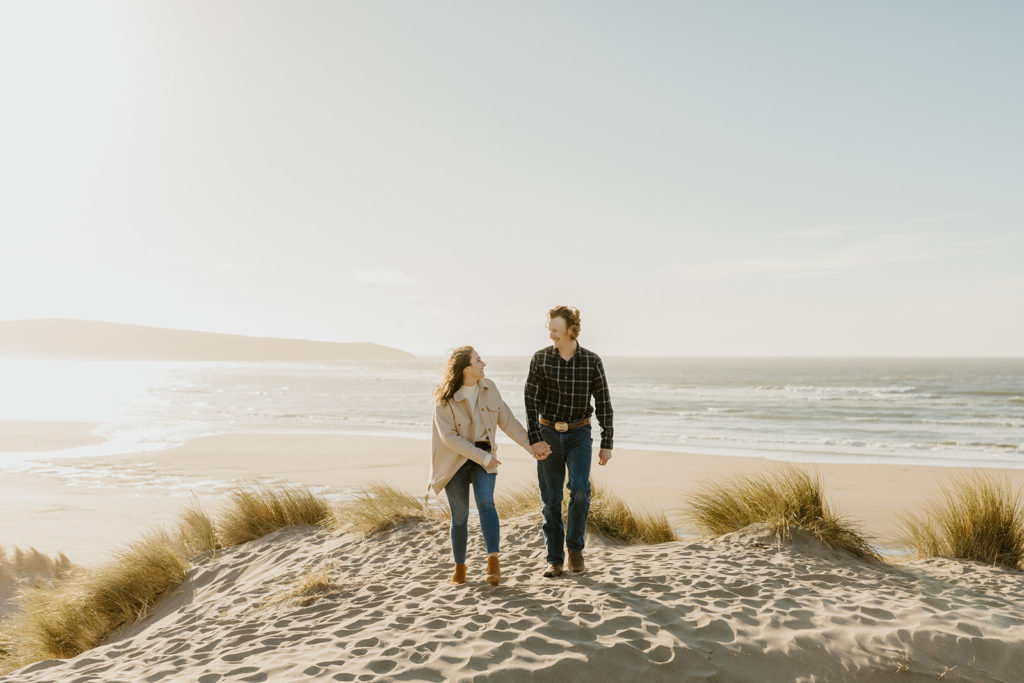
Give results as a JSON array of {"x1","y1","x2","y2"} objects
[{"x1": 525, "y1": 305, "x2": 613, "y2": 577}]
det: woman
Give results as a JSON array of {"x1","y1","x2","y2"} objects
[{"x1": 429, "y1": 346, "x2": 541, "y2": 586}]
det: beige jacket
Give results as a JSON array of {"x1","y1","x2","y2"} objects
[{"x1": 429, "y1": 378, "x2": 532, "y2": 496}]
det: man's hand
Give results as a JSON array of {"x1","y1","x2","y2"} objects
[
  {"x1": 531, "y1": 441, "x2": 551, "y2": 460},
  {"x1": 486, "y1": 456, "x2": 502, "y2": 471},
  {"x1": 598, "y1": 449, "x2": 612, "y2": 466}
]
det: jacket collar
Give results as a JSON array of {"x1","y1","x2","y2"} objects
[{"x1": 453, "y1": 380, "x2": 488, "y2": 402}]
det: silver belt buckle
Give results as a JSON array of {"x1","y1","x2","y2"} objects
[{"x1": 554, "y1": 421, "x2": 569, "y2": 432}]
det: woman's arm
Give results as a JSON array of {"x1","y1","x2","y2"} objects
[{"x1": 497, "y1": 397, "x2": 534, "y2": 453}]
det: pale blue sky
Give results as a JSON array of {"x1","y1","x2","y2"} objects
[{"x1": 2, "y1": 2, "x2": 1021, "y2": 355}]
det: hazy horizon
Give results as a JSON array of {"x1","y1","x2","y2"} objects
[
  {"x1": 2, "y1": 2, "x2": 1021, "y2": 357},
  {"x1": 3, "y1": 317, "x2": 1023, "y2": 360}
]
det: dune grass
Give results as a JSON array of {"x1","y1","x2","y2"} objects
[
  {"x1": 897, "y1": 472, "x2": 1024, "y2": 569},
  {"x1": 10, "y1": 532, "x2": 188, "y2": 661},
  {"x1": 0, "y1": 547, "x2": 75, "y2": 672},
  {"x1": 496, "y1": 481, "x2": 676, "y2": 544},
  {"x1": 0, "y1": 547, "x2": 73, "y2": 582},
  {"x1": 495, "y1": 483, "x2": 541, "y2": 519},
  {"x1": 1, "y1": 484, "x2": 336, "y2": 672},
  {"x1": 588, "y1": 481, "x2": 677, "y2": 544},
  {"x1": 175, "y1": 503, "x2": 221, "y2": 557},
  {"x1": 684, "y1": 466, "x2": 879, "y2": 561},
  {"x1": 330, "y1": 483, "x2": 443, "y2": 536},
  {"x1": 217, "y1": 485, "x2": 331, "y2": 547}
]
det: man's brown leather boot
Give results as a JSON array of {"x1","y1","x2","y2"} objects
[
  {"x1": 542, "y1": 563, "x2": 563, "y2": 578},
  {"x1": 568, "y1": 550, "x2": 585, "y2": 573}
]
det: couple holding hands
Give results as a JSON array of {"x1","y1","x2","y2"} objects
[{"x1": 429, "y1": 305, "x2": 614, "y2": 585}]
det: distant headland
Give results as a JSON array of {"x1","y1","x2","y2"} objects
[{"x1": 0, "y1": 319, "x2": 415, "y2": 361}]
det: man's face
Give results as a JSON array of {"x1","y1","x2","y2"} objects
[{"x1": 547, "y1": 317, "x2": 570, "y2": 345}]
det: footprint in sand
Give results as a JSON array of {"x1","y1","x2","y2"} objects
[
  {"x1": 647, "y1": 644, "x2": 675, "y2": 664},
  {"x1": 521, "y1": 635, "x2": 564, "y2": 656},
  {"x1": 368, "y1": 659, "x2": 397, "y2": 674}
]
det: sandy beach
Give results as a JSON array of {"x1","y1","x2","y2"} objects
[
  {"x1": 3, "y1": 424, "x2": 1024, "y2": 681},
  {"x1": 5, "y1": 424, "x2": 1024, "y2": 564}
]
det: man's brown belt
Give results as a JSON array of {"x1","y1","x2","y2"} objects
[{"x1": 539, "y1": 417, "x2": 591, "y2": 432}]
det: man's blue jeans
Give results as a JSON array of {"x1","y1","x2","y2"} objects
[
  {"x1": 444, "y1": 459, "x2": 499, "y2": 564},
  {"x1": 537, "y1": 423, "x2": 593, "y2": 565}
]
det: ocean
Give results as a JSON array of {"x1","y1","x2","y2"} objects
[{"x1": 1, "y1": 357, "x2": 1022, "y2": 469}]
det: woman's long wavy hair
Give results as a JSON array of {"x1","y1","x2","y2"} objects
[{"x1": 433, "y1": 345, "x2": 475, "y2": 405}]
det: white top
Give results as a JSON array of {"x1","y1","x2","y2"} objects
[
  {"x1": 460, "y1": 382, "x2": 489, "y2": 463},
  {"x1": 462, "y1": 383, "x2": 479, "y2": 413}
]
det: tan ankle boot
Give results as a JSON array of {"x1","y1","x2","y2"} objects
[
  {"x1": 450, "y1": 563, "x2": 467, "y2": 585},
  {"x1": 485, "y1": 555, "x2": 500, "y2": 586}
]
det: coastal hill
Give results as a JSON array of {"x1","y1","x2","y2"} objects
[{"x1": 0, "y1": 319, "x2": 415, "y2": 361}]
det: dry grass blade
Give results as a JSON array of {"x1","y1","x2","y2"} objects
[
  {"x1": 897, "y1": 472, "x2": 1024, "y2": 569},
  {"x1": 330, "y1": 483, "x2": 439, "y2": 536},
  {"x1": 218, "y1": 485, "x2": 331, "y2": 547},
  {"x1": 684, "y1": 466, "x2": 879, "y2": 560},
  {"x1": 274, "y1": 566, "x2": 342, "y2": 607}
]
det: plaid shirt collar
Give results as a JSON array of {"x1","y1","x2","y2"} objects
[{"x1": 547, "y1": 342, "x2": 582, "y2": 363}]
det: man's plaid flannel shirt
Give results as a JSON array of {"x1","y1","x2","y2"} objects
[{"x1": 524, "y1": 344, "x2": 614, "y2": 450}]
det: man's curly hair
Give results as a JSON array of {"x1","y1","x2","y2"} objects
[{"x1": 547, "y1": 305, "x2": 581, "y2": 340}]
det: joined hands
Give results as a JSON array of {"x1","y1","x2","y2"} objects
[{"x1": 530, "y1": 441, "x2": 552, "y2": 460}]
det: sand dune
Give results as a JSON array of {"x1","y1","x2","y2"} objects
[
  {"x1": 7, "y1": 516, "x2": 1023, "y2": 682},
  {"x1": 0, "y1": 319, "x2": 414, "y2": 361}
]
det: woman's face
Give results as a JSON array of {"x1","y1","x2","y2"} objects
[{"x1": 463, "y1": 351, "x2": 486, "y2": 382}]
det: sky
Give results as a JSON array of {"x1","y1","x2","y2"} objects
[{"x1": 1, "y1": 1, "x2": 1022, "y2": 357}]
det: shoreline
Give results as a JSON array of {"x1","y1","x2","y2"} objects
[
  {"x1": 4, "y1": 429, "x2": 1024, "y2": 565},
  {"x1": 0, "y1": 420, "x2": 106, "y2": 454},
  {"x1": 4, "y1": 420, "x2": 1023, "y2": 472}
]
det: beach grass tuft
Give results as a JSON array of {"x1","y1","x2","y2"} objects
[
  {"x1": 495, "y1": 483, "x2": 541, "y2": 519},
  {"x1": 588, "y1": 481, "x2": 677, "y2": 544},
  {"x1": 0, "y1": 546, "x2": 73, "y2": 583},
  {"x1": 898, "y1": 472, "x2": 1024, "y2": 569},
  {"x1": 10, "y1": 532, "x2": 188, "y2": 661},
  {"x1": 496, "y1": 481, "x2": 675, "y2": 544},
  {"x1": 217, "y1": 485, "x2": 332, "y2": 547},
  {"x1": 175, "y1": 502, "x2": 221, "y2": 557},
  {"x1": 330, "y1": 483, "x2": 442, "y2": 536},
  {"x1": 1, "y1": 484, "x2": 338, "y2": 672},
  {"x1": 0, "y1": 546, "x2": 75, "y2": 672},
  {"x1": 275, "y1": 566, "x2": 342, "y2": 607},
  {"x1": 685, "y1": 466, "x2": 880, "y2": 560}
]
